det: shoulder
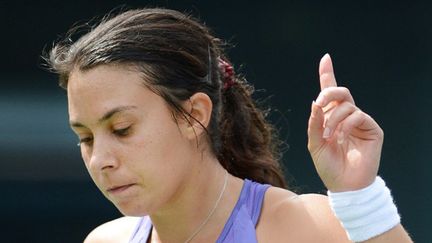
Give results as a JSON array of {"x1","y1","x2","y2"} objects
[
  {"x1": 83, "y1": 216, "x2": 141, "y2": 243},
  {"x1": 256, "y1": 187, "x2": 350, "y2": 243}
]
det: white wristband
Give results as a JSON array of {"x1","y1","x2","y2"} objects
[{"x1": 327, "y1": 177, "x2": 401, "y2": 242}]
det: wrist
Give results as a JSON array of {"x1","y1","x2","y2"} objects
[{"x1": 327, "y1": 176, "x2": 401, "y2": 242}]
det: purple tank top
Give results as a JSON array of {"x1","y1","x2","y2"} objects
[{"x1": 129, "y1": 179, "x2": 270, "y2": 243}]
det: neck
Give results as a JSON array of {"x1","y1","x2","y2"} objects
[{"x1": 149, "y1": 157, "x2": 243, "y2": 243}]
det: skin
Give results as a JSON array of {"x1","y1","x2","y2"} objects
[
  {"x1": 68, "y1": 64, "x2": 243, "y2": 242},
  {"x1": 68, "y1": 56, "x2": 412, "y2": 242},
  {"x1": 308, "y1": 54, "x2": 412, "y2": 242}
]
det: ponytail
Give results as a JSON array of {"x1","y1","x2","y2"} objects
[
  {"x1": 45, "y1": 8, "x2": 288, "y2": 189},
  {"x1": 217, "y1": 62, "x2": 287, "y2": 188}
]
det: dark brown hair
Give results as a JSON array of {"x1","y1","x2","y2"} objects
[{"x1": 45, "y1": 8, "x2": 287, "y2": 188}]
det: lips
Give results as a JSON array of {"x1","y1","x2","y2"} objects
[{"x1": 107, "y1": 183, "x2": 135, "y2": 195}]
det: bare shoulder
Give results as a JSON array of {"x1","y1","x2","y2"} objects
[
  {"x1": 84, "y1": 216, "x2": 141, "y2": 243},
  {"x1": 256, "y1": 187, "x2": 350, "y2": 243}
]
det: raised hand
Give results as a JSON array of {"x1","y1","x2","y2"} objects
[{"x1": 307, "y1": 54, "x2": 383, "y2": 192}]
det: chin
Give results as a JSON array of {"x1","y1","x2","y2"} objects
[{"x1": 113, "y1": 200, "x2": 151, "y2": 217}]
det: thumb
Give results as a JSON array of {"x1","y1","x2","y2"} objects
[{"x1": 307, "y1": 101, "x2": 325, "y2": 152}]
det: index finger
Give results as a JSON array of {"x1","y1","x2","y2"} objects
[{"x1": 319, "y1": 53, "x2": 338, "y2": 90}]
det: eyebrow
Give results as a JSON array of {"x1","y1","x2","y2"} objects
[{"x1": 70, "y1": 105, "x2": 138, "y2": 128}]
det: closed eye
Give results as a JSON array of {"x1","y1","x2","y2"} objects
[
  {"x1": 113, "y1": 126, "x2": 131, "y2": 137},
  {"x1": 77, "y1": 137, "x2": 93, "y2": 147}
]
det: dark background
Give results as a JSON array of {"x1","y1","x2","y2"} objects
[{"x1": 1, "y1": 1, "x2": 430, "y2": 242}]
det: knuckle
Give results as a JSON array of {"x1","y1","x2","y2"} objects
[
  {"x1": 341, "y1": 101, "x2": 355, "y2": 110},
  {"x1": 339, "y1": 86, "x2": 354, "y2": 103},
  {"x1": 354, "y1": 109, "x2": 363, "y2": 116},
  {"x1": 340, "y1": 86, "x2": 351, "y2": 95}
]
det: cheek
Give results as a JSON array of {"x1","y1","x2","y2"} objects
[
  {"x1": 131, "y1": 128, "x2": 187, "y2": 169},
  {"x1": 126, "y1": 120, "x2": 193, "y2": 184},
  {"x1": 79, "y1": 147, "x2": 94, "y2": 171},
  {"x1": 79, "y1": 147, "x2": 104, "y2": 189}
]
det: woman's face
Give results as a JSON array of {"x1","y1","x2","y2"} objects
[{"x1": 67, "y1": 64, "x2": 195, "y2": 216}]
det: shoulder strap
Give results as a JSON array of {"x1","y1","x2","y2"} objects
[{"x1": 129, "y1": 216, "x2": 152, "y2": 243}]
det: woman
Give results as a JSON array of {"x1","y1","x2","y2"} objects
[{"x1": 45, "y1": 8, "x2": 412, "y2": 242}]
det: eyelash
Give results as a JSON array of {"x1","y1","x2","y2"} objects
[
  {"x1": 113, "y1": 126, "x2": 131, "y2": 137},
  {"x1": 76, "y1": 126, "x2": 131, "y2": 147},
  {"x1": 77, "y1": 137, "x2": 93, "y2": 147}
]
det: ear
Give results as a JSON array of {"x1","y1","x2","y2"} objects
[{"x1": 180, "y1": 92, "x2": 213, "y2": 140}]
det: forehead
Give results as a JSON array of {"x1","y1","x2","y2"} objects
[
  {"x1": 68, "y1": 64, "x2": 143, "y2": 91},
  {"x1": 67, "y1": 64, "x2": 158, "y2": 122}
]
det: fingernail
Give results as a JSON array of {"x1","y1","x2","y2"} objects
[
  {"x1": 321, "y1": 53, "x2": 330, "y2": 60},
  {"x1": 337, "y1": 131, "x2": 344, "y2": 144},
  {"x1": 311, "y1": 100, "x2": 317, "y2": 114},
  {"x1": 316, "y1": 96, "x2": 324, "y2": 106},
  {"x1": 323, "y1": 127, "x2": 331, "y2": 138}
]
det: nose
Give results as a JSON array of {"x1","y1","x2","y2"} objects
[{"x1": 87, "y1": 137, "x2": 119, "y2": 172}]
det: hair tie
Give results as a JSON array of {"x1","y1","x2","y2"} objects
[{"x1": 218, "y1": 58, "x2": 236, "y2": 90}]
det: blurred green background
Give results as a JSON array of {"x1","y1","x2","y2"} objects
[{"x1": 1, "y1": 1, "x2": 430, "y2": 242}]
